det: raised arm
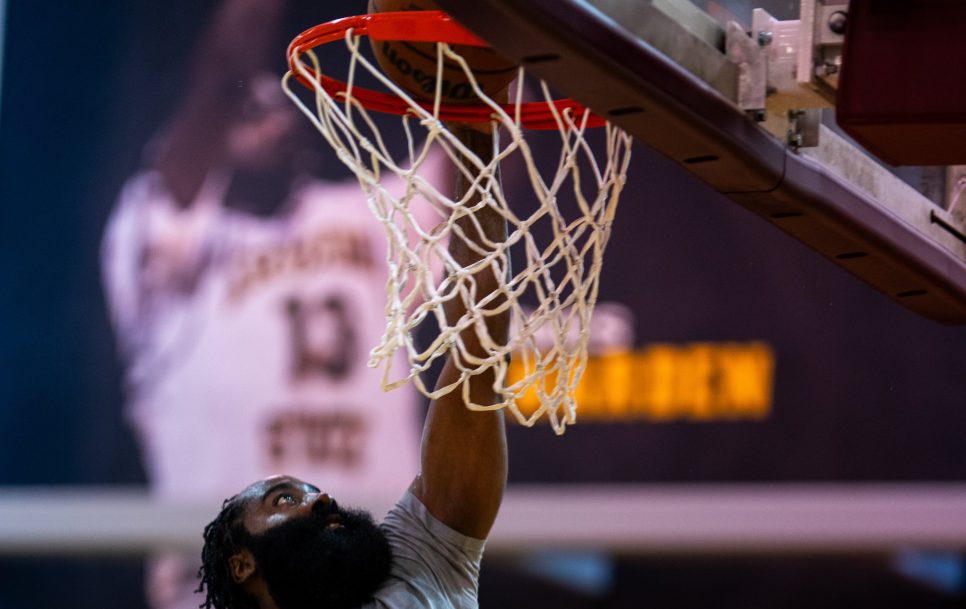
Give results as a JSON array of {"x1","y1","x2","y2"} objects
[
  {"x1": 153, "y1": 0, "x2": 286, "y2": 207},
  {"x1": 410, "y1": 125, "x2": 509, "y2": 539}
]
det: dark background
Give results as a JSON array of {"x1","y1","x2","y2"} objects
[{"x1": 1, "y1": 1, "x2": 964, "y2": 607}]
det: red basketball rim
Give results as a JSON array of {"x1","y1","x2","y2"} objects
[{"x1": 287, "y1": 11, "x2": 606, "y2": 130}]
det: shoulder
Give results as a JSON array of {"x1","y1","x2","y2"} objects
[
  {"x1": 370, "y1": 491, "x2": 485, "y2": 609},
  {"x1": 384, "y1": 491, "x2": 486, "y2": 557}
]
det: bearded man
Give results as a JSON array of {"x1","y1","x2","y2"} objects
[{"x1": 196, "y1": 125, "x2": 510, "y2": 609}]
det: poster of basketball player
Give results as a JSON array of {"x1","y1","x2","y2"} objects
[{"x1": 99, "y1": 1, "x2": 445, "y2": 607}]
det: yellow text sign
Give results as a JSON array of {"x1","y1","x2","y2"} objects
[{"x1": 508, "y1": 342, "x2": 774, "y2": 423}]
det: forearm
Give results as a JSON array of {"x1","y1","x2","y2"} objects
[
  {"x1": 413, "y1": 124, "x2": 509, "y2": 539},
  {"x1": 156, "y1": 0, "x2": 286, "y2": 207},
  {"x1": 444, "y1": 126, "x2": 510, "y2": 354}
]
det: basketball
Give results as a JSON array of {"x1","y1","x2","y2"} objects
[{"x1": 367, "y1": 0, "x2": 517, "y2": 103}]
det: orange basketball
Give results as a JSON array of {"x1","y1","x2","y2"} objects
[{"x1": 367, "y1": 0, "x2": 517, "y2": 103}]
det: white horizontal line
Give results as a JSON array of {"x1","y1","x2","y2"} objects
[{"x1": 1, "y1": 484, "x2": 965, "y2": 555}]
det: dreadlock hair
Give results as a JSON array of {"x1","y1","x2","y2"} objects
[{"x1": 197, "y1": 495, "x2": 259, "y2": 609}]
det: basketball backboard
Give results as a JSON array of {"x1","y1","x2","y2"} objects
[{"x1": 433, "y1": 0, "x2": 966, "y2": 324}]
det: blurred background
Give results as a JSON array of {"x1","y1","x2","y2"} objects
[{"x1": 1, "y1": 1, "x2": 965, "y2": 608}]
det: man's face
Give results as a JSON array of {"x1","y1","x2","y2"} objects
[{"x1": 234, "y1": 475, "x2": 392, "y2": 609}]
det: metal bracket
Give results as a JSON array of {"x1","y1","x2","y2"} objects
[
  {"x1": 725, "y1": 20, "x2": 766, "y2": 113},
  {"x1": 731, "y1": 1, "x2": 846, "y2": 148},
  {"x1": 799, "y1": 0, "x2": 848, "y2": 98},
  {"x1": 750, "y1": 6, "x2": 836, "y2": 111},
  {"x1": 787, "y1": 109, "x2": 822, "y2": 150}
]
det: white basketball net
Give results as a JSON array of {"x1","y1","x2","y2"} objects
[{"x1": 283, "y1": 30, "x2": 632, "y2": 434}]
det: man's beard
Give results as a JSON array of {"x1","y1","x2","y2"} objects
[{"x1": 244, "y1": 500, "x2": 392, "y2": 609}]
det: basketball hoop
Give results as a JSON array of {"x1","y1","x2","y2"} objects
[
  {"x1": 286, "y1": 11, "x2": 606, "y2": 129},
  {"x1": 283, "y1": 11, "x2": 633, "y2": 434}
]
